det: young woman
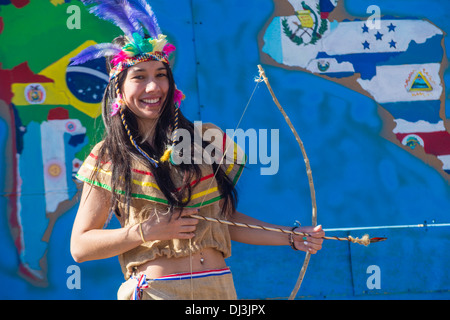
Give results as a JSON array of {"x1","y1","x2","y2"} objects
[{"x1": 70, "y1": 0, "x2": 324, "y2": 300}]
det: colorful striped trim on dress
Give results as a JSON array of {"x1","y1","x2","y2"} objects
[
  {"x1": 76, "y1": 152, "x2": 245, "y2": 208},
  {"x1": 152, "y1": 267, "x2": 231, "y2": 281},
  {"x1": 75, "y1": 126, "x2": 246, "y2": 207},
  {"x1": 75, "y1": 158, "x2": 241, "y2": 207}
]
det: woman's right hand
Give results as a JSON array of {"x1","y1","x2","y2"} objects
[{"x1": 140, "y1": 208, "x2": 200, "y2": 241}]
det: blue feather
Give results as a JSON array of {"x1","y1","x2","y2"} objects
[
  {"x1": 127, "y1": 0, "x2": 161, "y2": 37},
  {"x1": 82, "y1": 0, "x2": 140, "y2": 38},
  {"x1": 80, "y1": 0, "x2": 162, "y2": 38},
  {"x1": 73, "y1": 0, "x2": 165, "y2": 67},
  {"x1": 122, "y1": 0, "x2": 143, "y2": 36},
  {"x1": 70, "y1": 43, "x2": 122, "y2": 65}
]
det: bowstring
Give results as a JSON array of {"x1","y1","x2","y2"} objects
[
  {"x1": 197, "y1": 74, "x2": 262, "y2": 209},
  {"x1": 187, "y1": 74, "x2": 261, "y2": 300}
]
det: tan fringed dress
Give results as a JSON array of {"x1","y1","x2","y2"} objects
[{"x1": 75, "y1": 123, "x2": 246, "y2": 299}]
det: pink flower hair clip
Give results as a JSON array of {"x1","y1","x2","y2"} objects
[{"x1": 111, "y1": 94, "x2": 125, "y2": 116}]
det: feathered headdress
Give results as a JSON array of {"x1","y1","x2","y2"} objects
[
  {"x1": 71, "y1": 0, "x2": 185, "y2": 167},
  {"x1": 71, "y1": 0, "x2": 176, "y2": 80}
]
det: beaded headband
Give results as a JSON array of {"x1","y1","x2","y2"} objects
[
  {"x1": 109, "y1": 33, "x2": 175, "y2": 81},
  {"x1": 70, "y1": 0, "x2": 185, "y2": 167}
]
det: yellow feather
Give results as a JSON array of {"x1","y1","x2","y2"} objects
[{"x1": 160, "y1": 147, "x2": 172, "y2": 162}]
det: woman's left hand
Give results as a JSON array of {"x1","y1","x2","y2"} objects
[{"x1": 293, "y1": 225, "x2": 324, "y2": 254}]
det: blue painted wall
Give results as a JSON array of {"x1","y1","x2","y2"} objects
[{"x1": 0, "y1": 0, "x2": 449, "y2": 299}]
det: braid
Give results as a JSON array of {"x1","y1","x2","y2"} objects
[
  {"x1": 114, "y1": 80, "x2": 120, "y2": 100},
  {"x1": 172, "y1": 103, "x2": 179, "y2": 144},
  {"x1": 119, "y1": 107, "x2": 159, "y2": 167}
]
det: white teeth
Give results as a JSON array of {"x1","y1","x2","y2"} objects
[{"x1": 142, "y1": 98, "x2": 159, "y2": 104}]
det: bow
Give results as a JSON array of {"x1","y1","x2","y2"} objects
[
  {"x1": 192, "y1": 64, "x2": 317, "y2": 299},
  {"x1": 130, "y1": 273, "x2": 149, "y2": 300},
  {"x1": 191, "y1": 64, "x2": 386, "y2": 299},
  {"x1": 256, "y1": 65, "x2": 317, "y2": 300}
]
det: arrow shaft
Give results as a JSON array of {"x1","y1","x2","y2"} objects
[
  {"x1": 190, "y1": 214, "x2": 384, "y2": 245},
  {"x1": 324, "y1": 223, "x2": 450, "y2": 232}
]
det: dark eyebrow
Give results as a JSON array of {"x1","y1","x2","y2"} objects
[
  {"x1": 129, "y1": 67, "x2": 146, "y2": 74},
  {"x1": 129, "y1": 66, "x2": 167, "y2": 74}
]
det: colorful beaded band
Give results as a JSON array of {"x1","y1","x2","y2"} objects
[{"x1": 109, "y1": 51, "x2": 170, "y2": 80}]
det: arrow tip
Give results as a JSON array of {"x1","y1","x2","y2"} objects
[{"x1": 369, "y1": 237, "x2": 388, "y2": 243}]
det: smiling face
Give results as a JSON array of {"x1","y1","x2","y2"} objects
[{"x1": 121, "y1": 60, "x2": 170, "y2": 130}]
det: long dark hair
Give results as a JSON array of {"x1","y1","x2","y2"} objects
[{"x1": 92, "y1": 38, "x2": 238, "y2": 221}]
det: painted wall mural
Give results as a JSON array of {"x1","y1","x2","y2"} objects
[
  {"x1": 0, "y1": 0, "x2": 449, "y2": 299},
  {"x1": 260, "y1": 0, "x2": 450, "y2": 178},
  {"x1": 1, "y1": 0, "x2": 116, "y2": 291}
]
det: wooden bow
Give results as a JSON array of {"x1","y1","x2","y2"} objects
[
  {"x1": 191, "y1": 64, "x2": 386, "y2": 299},
  {"x1": 256, "y1": 65, "x2": 317, "y2": 300}
]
